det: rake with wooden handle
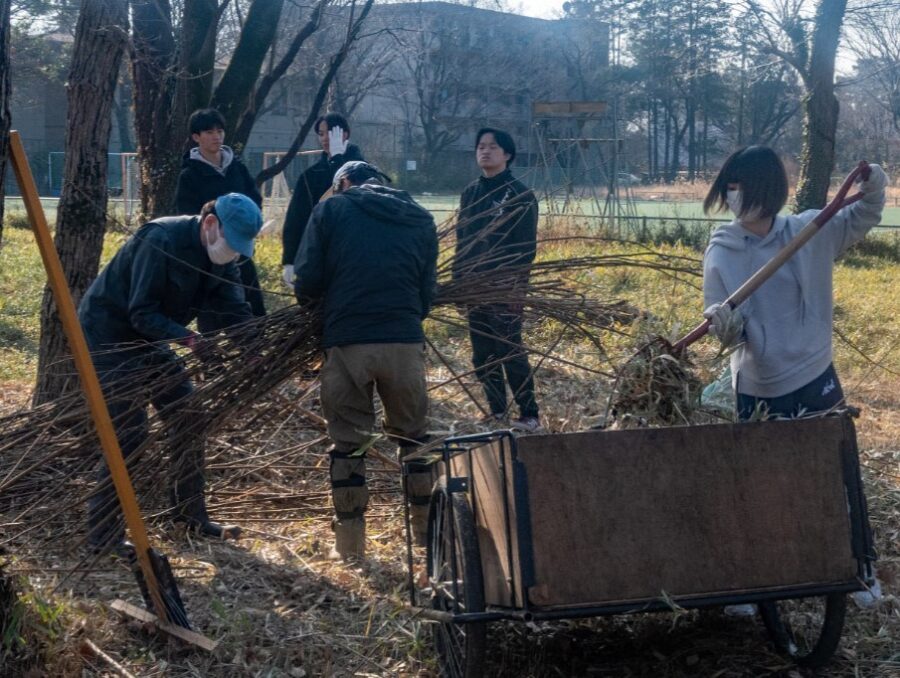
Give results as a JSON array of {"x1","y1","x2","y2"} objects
[
  {"x1": 671, "y1": 160, "x2": 873, "y2": 353},
  {"x1": 602, "y1": 161, "x2": 874, "y2": 427}
]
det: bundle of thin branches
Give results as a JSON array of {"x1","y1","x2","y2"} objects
[{"x1": 0, "y1": 197, "x2": 702, "y2": 559}]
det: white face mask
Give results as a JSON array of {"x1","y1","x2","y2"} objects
[
  {"x1": 725, "y1": 189, "x2": 742, "y2": 217},
  {"x1": 726, "y1": 189, "x2": 763, "y2": 222},
  {"x1": 203, "y1": 228, "x2": 239, "y2": 265}
]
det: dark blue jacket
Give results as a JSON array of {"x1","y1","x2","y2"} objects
[
  {"x1": 78, "y1": 216, "x2": 253, "y2": 350},
  {"x1": 281, "y1": 145, "x2": 364, "y2": 265},
  {"x1": 293, "y1": 184, "x2": 437, "y2": 348}
]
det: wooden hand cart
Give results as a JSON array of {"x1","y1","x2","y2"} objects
[{"x1": 403, "y1": 414, "x2": 876, "y2": 677}]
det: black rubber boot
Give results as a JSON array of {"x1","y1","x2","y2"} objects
[
  {"x1": 170, "y1": 446, "x2": 241, "y2": 540},
  {"x1": 170, "y1": 477, "x2": 241, "y2": 540}
]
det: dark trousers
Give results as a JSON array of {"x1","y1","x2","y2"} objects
[
  {"x1": 467, "y1": 305, "x2": 538, "y2": 417},
  {"x1": 737, "y1": 363, "x2": 844, "y2": 421},
  {"x1": 86, "y1": 346, "x2": 201, "y2": 547}
]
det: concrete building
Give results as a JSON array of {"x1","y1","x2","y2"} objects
[{"x1": 245, "y1": 1, "x2": 610, "y2": 191}]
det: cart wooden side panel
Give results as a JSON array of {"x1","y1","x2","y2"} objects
[
  {"x1": 463, "y1": 418, "x2": 861, "y2": 609},
  {"x1": 451, "y1": 441, "x2": 525, "y2": 608}
]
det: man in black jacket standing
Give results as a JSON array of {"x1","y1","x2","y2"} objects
[
  {"x1": 294, "y1": 161, "x2": 437, "y2": 560},
  {"x1": 454, "y1": 128, "x2": 541, "y2": 431},
  {"x1": 175, "y1": 108, "x2": 266, "y2": 317},
  {"x1": 79, "y1": 193, "x2": 262, "y2": 551},
  {"x1": 282, "y1": 112, "x2": 364, "y2": 287}
]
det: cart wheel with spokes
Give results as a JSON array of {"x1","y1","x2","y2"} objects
[
  {"x1": 759, "y1": 593, "x2": 847, "y2": 668},
  {"x1": 426, "y1": 487, "x2": 487, "y2": 678}
]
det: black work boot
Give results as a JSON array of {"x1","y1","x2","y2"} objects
[
  {"x1": 170, "y1": 450, "x2": 241, "y2": 540},
  {"x1": 171, "y1": 497, "x2": 242, "y2": 539},
  {"x1": 170, "y1": 478, "x2": 241, "y2": 540}
]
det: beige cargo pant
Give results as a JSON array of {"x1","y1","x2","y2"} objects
[{"x1": 320, "y1": 343, "x2": 431, "y2": 539}]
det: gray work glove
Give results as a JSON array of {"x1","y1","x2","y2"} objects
[
  {"x1": 704, "y1": 302, "x2": 744, "y2": 349},
  {"x1": 282, "y1": 264, "x2": 295, "y2": 289},
  {"x1": 328, "y1": 126, "x2": 348, "y2": 157},
  {"x1": 858, "y1": 163, "x2": 888, "y2": 194}
]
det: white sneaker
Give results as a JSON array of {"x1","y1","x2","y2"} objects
[
  {"x1": 723, "y1": 604, "x2": 757, "y2": 617},
  {"x1": 510, "y1": 416, "x2": 543, "y2": 433},
  {"x1": 852, "y1": 579, "x2": 883, "y2": 609}
]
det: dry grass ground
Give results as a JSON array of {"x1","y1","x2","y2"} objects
[{"x1": 1, "y1": 222, "x2": 898, "y2": 676}]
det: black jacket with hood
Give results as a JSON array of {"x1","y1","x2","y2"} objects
[
  {"x1": 293, "y1": 183, "x2": 437, "y2": 348},
  {"x1": 174, "y1": 146, "x2": 262, "y2": 215},
  {"x1": 174, "y1": 146, "x2": 266, "y2": 317},
  {"x1": 281, "y1": 144, "x2": 364, "y2": 265}
]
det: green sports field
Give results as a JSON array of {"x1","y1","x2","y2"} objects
[{"x1": 413, "y1": 194, "x2": 900, "y2": 227}]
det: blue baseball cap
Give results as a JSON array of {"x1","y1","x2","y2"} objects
[{"x1": 215, "y1": 193, "x2": 262, "y2": 257}]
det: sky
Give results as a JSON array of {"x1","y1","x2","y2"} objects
[{"x1": 510, "y1": 0, "x2": 563, "y2": 19}]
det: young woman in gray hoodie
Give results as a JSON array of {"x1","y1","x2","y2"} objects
[{"x1": 701, "y1": 146, "x2": 887, "y2": 420}]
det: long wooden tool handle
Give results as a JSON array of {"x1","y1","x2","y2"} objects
[
  {"x1": 8, "y1": 131, "x2": 170, "y2": 624},
  {"x1": 672, "y1": 161, "x2": 871, "y2": 353}
]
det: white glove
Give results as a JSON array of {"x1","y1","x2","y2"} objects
[
  {"x1": 282, "y1": 264, "x2": 295, "y2": 288},
  {"x1": 703, "y1": 302, "x2": 744, "y2": 349},
  {"x1": 327, "y1": 126, "x2": 348, "y2": 157},
  {"x1": 858, "y1": 163, "x2": 887, "y2": 194}
]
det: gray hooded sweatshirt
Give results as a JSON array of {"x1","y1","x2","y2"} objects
[{"x1": 703, "y1": 187, "x2": 885, "y2": 398}]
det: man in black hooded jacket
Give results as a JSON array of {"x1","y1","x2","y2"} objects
[
  {"x1": 79, "y1": 193, "x2": 262, "y2": 552},
  {"x1": 294, "y1": 161, "x2": 437, "y2": 560},
  {"x1": 175, "y1": 108, "x2": 266, "y2": 317}
]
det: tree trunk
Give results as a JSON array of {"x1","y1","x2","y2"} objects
[
  {"x1": 646, "y1": 97, "x2": 653, "y2": 182},
  {"x1": 33, "y1": 0, "x2": 129, "y2": 405},
  {"x1": 0, "y1": 0, "x2": 11, "y2": 247},
  {"x1": 175, "y1": 0, "x2": 219, "y2": 127},
  {"x1": 793, "y1": 0, "x2": 847, "y2": 212},
  {"x1": 114, "y1": 78, "x2": 134, "y2": 152},
  {"x1": 651, "y1": 99, "x2": 658, "y2": 180},
  {"x1": 737, "y1": 44, "x2": 746, "y2": 146},
  {"x1": 663, "y1": 102, "x2": 671, "y2": 182},
  {"x1": 130, "y1": 0, "x2": 178, "y2": 219},
  {"x1": 209, "y1": 0, "x2": 285, "y2": 150}
]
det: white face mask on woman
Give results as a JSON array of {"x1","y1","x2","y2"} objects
[
  {"x1": 203, "y1": 226, "x2": 239, "y2": 265},
  {"x1": 726, "y1": 189, "x2": 762, "y2": 222},
  {"x1": 725, "y1": 189, "x2": 742, "y2": 216}
]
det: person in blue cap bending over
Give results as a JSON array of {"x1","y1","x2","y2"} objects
[{"x1": 78, "y1": 193, "x2": 263, "y2": 552}]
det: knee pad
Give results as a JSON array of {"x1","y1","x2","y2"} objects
[
  {"x1": 403, "y1": 460, "x2": 434, "y2": 506},
  {"x1": 330, "y1": 450, "x2": 368, "y2": 519}
]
